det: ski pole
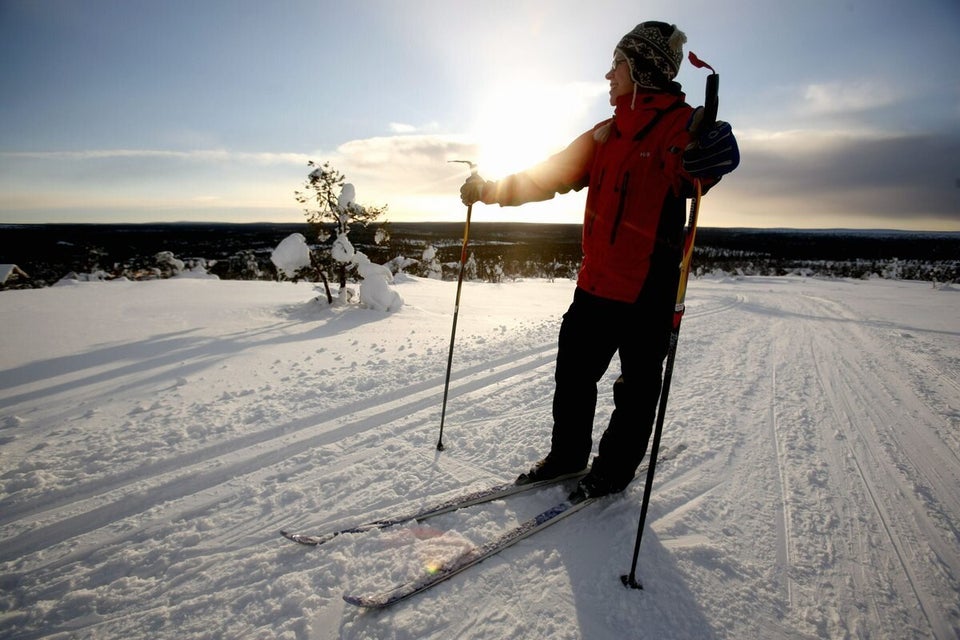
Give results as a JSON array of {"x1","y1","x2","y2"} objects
[
  {"x1": 621, "y1": 53, "x2": 718, "y2": 590},
  {"x1": 436, "y1": 160, "x2": 477, "y2": 451}
]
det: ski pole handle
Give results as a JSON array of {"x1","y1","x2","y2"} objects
[
  {"x1": 703, "y1": 73, "x2": 719, "y2": 131},
  {"x1": 449, "y1": 159, "x2": 478, "y2": 177},
  {"x1": 688, "y1": 52, "x2": 719, "y2": 132}
]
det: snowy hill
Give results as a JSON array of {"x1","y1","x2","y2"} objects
[{"x1": 0, "y1": 275, "x2": 958, "y2": 639}]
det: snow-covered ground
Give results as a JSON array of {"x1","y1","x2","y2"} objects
[{"x1": 0, "y1": 275, "x2": 958, "y2": 639}]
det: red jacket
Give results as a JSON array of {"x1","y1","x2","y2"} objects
[{"x1": 485, "y1": 92, "x2": 699, "y2": 303}]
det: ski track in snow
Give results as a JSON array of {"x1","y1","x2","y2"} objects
[{"x1": 0, "y1": 276, "x2": 957, "y2": 639}]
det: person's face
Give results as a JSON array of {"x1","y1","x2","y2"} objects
[{"x1": 606, "y1": 54, "x2": 633, "y2": 105}]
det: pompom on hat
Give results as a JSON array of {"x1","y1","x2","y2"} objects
[{"x1": 615, "y1": 21, "x2": 687, "y2": 92}]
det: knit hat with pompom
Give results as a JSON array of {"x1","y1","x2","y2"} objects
[{"x1": 615, "y1": 21, "x2": 687, "y2": 92}]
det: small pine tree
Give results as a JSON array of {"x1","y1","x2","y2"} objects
[{"x1": 294, "y1": 160, "x2": 388, "y2": 289}]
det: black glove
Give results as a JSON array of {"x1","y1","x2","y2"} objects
[
  {"x1": 683, "y1": 116, "x2": 740, "y2": 179},
  {"x1": 460, "y1": 174, "x2": 490, "y2": 206}
]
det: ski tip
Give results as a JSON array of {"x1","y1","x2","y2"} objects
[{"x1": 280, "y1": 530, "x2": 328, "y2": 546}]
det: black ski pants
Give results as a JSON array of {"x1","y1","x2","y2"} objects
[{"x1": 549, "y1": 273, "x2": 677, "y2": 489}]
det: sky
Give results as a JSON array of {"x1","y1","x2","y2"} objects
[{"x1": 1, "y1": 0, "x2": 959, "y2": 230}]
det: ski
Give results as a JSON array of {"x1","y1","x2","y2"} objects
[
  {"x1": 341, "y1": 444, "x2": 686, "y2": 607},
  {"x1": 342, "y1": 496, "x2": 598, "y2": 608},
  {"x1": 279, "y1": 470, "x2": 587, "y2": 546}
]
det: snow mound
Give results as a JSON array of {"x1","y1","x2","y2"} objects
[{"x1": 271, "y1": 233, "x2": 312, "y2": 278}]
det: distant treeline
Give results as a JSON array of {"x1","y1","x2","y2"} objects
[{"x1": 1, "y1": 222, "x2": 958, "y2": 289}]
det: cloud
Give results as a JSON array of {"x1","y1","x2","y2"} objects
[
  {"x1": 4, "y1": 128, "x2": 958, "y2": 229},
  {"x1": 726, "y1": 128, "x2": 960, "y2": 226},
  {"x1": 0, "y1": 149, "x2": 313, "y2": 165},
  {"x1": 329, "y1": 134, "x2": 478, "y2": 193},
  {"x1": 388, "y1": 121, "x2": 443, "y2": 135},
  {"x1": 0, "y1": 148, "x2": 313, "y2": 218},
  {"x1": 798, "y1": 79, "x2": 903, "y2": 120},
  {"x1": 389, "y1": 123, "x2": 418, "y2": 134},
  {"x1": 0, "y1": 138, "x2": 479, "y2": 212}
]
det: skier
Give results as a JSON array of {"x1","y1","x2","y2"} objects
[{"x1": 460, "y1": 21, "x2": 739, "y2": 502}]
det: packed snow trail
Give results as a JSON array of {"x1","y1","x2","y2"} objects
[
  {"x1": 0, "y1": 276, "x2": 957, "y2": 639},
  {"x1": 669, "y1": 280, "x2": 960, "y2": 639}
]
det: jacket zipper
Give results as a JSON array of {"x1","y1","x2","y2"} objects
[
  {"x1": 587, "y1": 168, "x2": 606, "y2": 236},
  {"x1": 610, "y1": 171, "x2": 630, "y2": 244}
]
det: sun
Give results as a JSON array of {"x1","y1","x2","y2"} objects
[{"x1": 470, "y1": 80, "x2": 605, "y2": 180}]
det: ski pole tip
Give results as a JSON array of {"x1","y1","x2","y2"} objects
[{"x1": 620, "y1": 574, "x2": 644, "y2": 590}]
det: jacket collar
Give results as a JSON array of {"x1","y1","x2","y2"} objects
[{"x1": 612, "y1": 91, "x2": 685, "y2": 138}]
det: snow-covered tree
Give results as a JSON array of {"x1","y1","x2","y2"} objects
[
  {"x1": 154, "y1": 251, "x2": 185, "y2": 277},
  {"x1": 270, "y1": 233, "x2": 312, "y2": 281},
  {"x1": 294, "y1": 161, "x2": 388, "y2": 290},
  {"x1": 464, "y1": 252, "x2": 478, "y2": 281},
  {"x1": 421, "y1": 245, "x2": 442, "y2": 280}
]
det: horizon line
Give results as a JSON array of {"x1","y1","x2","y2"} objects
[{"x1": 2, "y1": 220, "x2": 959, "y2": 235}]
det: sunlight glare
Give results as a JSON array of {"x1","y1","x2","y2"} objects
[{"x1": 471, "y1": 80, "x2": 604, "y2": 180}]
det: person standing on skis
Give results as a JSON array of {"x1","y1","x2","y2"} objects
[{"x1": 460, "y1": 21, "x2": 739, "y2": 501}]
